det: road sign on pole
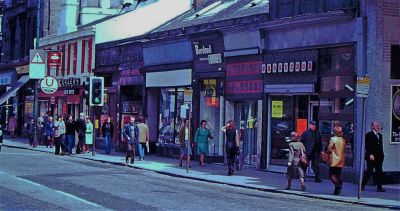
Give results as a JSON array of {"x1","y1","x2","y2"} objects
[
  {"x1": 356, "y1": 77, "x2": 370, "y2": 98},
  {"x1": 29, "y1": 49, "x2": 47, "y2": 79}
]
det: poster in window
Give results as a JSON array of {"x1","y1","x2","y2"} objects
[{"x1": 391, "y1": 85, "x2": 400, "y2": 144}]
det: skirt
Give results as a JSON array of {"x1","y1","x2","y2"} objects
[{"x1": 287, "y1": 164, "x2": 305, "y2": 179}]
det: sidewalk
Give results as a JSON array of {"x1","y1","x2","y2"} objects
[{"x1": 3, "y1": 137, "x2": 399, "y2": 209}]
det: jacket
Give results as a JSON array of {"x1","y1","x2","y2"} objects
[
  {"x1": 65, "y1": 121, "x2": 76, "y2": 135},
  {"x1": 75, "y1": 118, "x2": 86, "y2": 137},
  {"x1": 137, "y1": 123, "x2": 149, "y2": 144},
  {"x1": 124, "y1": 123, "x2": 139, "y2": 144},
  {"x1": 288, "y1": 141, "x2": 305, "y2": 166},
  {"x1": 327, "y1": 136, "x2": 346, "y2": 168},
  {"x1": 178, "y1": 126, "x2": 190, "y2": 147},
  {"x1": 365, "y1": 131, "x2": 384, "y2": 161},
  {"x1": 301, "y1": 129, "x2": 322, "y2": 156},
  {"x1": 102, "y1": 122, "x2": 114, "y2": 138}
]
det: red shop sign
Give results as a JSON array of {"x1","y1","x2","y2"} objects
[{"x1": 48, "y1": 51, "x2": 63, "y2": 66}]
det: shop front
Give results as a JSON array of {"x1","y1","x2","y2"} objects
[
  {"x1": 143, "y1": 39, "x2": 193, "y2": 156},
  {"x1": 264, "y1": 49, "x2": 319, "y2": 171},
  {"x1": 191, "y1": 34, "x2": 224, "y2": 158},
  {"x1": 225, "y1": 55, "x2": 264, "y2": 167}
]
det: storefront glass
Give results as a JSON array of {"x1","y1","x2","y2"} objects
[
  {"x1": 270, "y1": 95, "x2": 309, "y2": 166},
  {"x1": 158, "y1": 88, "x2": 188, "y2": 145},
  {"x1": 199, "y1": 80, "x2": 220, "y2": 156}
]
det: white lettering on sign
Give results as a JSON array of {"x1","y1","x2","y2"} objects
[
  {"x1": 266, "y1": 61, "x2": 314, "y2": 74},
  {"x1": 208, "y1": 53, "x2": 222, "y2": 64},
  {"x1": 195, "y1": 44, "x2": 212, "y2": 55}
]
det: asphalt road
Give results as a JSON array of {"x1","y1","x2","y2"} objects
[{"x1": 0, "y1": 147, "x2": 388, "y2": 211}]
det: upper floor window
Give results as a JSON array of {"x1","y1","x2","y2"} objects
[
  {"x1": 391, "y1": 45, "x2": 400, "y2": 79},
  {"x1": 110, "y1": 0, "x2": 124, "y2": 8},
  {"x1": 82, "y1": 0, "x2": 100, "y2": 7}
]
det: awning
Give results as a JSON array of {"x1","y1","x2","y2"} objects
[
  {"x1": 264, "y1": 84, "x2": 314, "y2": 94},
  {"x1": 0, "y1": 75, "x2": 30, "y2": 105},
  {"x1": 146, "y1": 69, "x2": 192, "y2": 88}
]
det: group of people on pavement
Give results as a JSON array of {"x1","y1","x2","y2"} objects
[
  {"x1": 122, "y1": 116, "x2": 149, "y2": 164},
  {"x1": 27, "y1": 112, "x2": 93, "y2": 156},
  {"x1": 285, "y1": 120, "x2": 386, "y2": 195}
]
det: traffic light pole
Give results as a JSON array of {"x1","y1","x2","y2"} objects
[{"x1": 32, "y1": 0, "x2": 41, "y2": 147}]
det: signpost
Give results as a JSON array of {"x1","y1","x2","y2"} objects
[
  {"x1": 356, "y1": 76, "x2": 370, "y2": 200},
  {"x1": 29, "y1": 50, "x2": 47, "y2": 79}
]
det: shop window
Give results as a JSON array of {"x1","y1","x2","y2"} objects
[
  {"x1": 391, "y1": 45, "x2": 400, "y2": 79},
  {"x1": 158, "y1": 88, "x2": 187, "y2": 145},
  {"x1": 82, "y1": 0, "x2": 100, "y2": 7},
  {"x1": 320, "y1": 76, "x2": 354, "y2": 92}
]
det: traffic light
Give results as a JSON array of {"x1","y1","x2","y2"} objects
[
  {"x1": 89, "y1": 77, "x2": 104, "y2": 106},
  {"x1": 83, "y1": 78, "x2": 90, "y2": 101}
]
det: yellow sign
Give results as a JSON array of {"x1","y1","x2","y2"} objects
[{"x1": 272, "y1": 101, "x2": 283, "y2": 118}]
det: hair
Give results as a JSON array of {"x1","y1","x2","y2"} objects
[
  {"x1": 334, "y1": 126, "x2": 343, "y2": 137},
  {"x1": 227, "y1": 120, "x2": 236, "y2": 130},
  {"x1": 291, "y1": 131, "x2": 298, "y2": 138},
  {"x1": 200, "y1": 120, "x2": 207, "y2": 125}
]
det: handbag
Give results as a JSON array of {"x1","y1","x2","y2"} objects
[
  {"x1": 299, "y1": 148, "x2": 308, "y2": 167},
  {"x1": 321, "y1": 151, "x2": 330, "y2": 164}
]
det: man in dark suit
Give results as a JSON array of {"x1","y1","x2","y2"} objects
[
  {"x1": 301, "y1": 121, "x2": 323, "y2": 183},
  {"x1": 362, "y1": 122, "x2": 385, "y2": 192}
]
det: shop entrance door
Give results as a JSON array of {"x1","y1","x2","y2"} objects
[{"x1": 234, "y1": 101, "x2": 258, "y2": 166}]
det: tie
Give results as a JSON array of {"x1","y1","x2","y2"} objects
[{"x1": 376, "y1": 133, "x2": 379, "y2": 140}]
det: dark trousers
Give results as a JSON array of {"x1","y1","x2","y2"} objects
[
  {"x1": 28, "y1": 133, "x2": 34, "y2": 146},
  {"x1": 66, "y1": 134, "x2": 75, "y2": 154},
  {"x1": 76, "y1": 135, "x2": 85, "y2": 154},
  {"x1": 309, "y1": 153, "x2": 321, "y2": 179},
  {"x1": 54, "y1": 137, "x2": 61, "y2": 155},
  {"x1": 226, "y1": 142, "x2": 236, "y2": 172},
  {"x1": 59, "y1": 134, "x2": 66, "y2": 153},
  {"x1": 362, "y1": 159, "x2": 384, "y2": 189},
  {"x1": 126, "y1": 143, "x2": 135, "y2": 163}
]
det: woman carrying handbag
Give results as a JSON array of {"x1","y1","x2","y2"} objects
[
  {"x1": 326, "y1": 126, "x2": 346, "y2": 195},
  {"x1": 286, "y1": 132, "x2": 306, "y2": 191}
]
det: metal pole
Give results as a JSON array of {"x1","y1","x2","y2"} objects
[
  {"x1": 32, "y1": 0, "x2": 41, "y2": 147},
  {"x1": 358, "y1": 97, "x2": 366, "y2": 199},
  {"x1": 186, "y1": 103, "x2": 191, "y2": 173},
  {"x1": 92, "y1": 107, "x2": 96, "y2": 156}
]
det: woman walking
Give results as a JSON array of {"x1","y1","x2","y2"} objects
[
  {"x1": 221, "y1": 120, "x2": 240, "y2": 176},
  {"x1": 326, "y1": 125, "x2": 346, "y2": 195},
  {"x1": 85, "y1": 117, "x2": 94, "y2": 153},
  {"x1": 8, "y1": 114, "x2": 16, "y2": 138},
  {"x1": 102, "y1": 117, "x2": 114, "y2": 154},
  {"x1": 178, "y1": 119, "x2": 192, "y2": 167},
  {"x1": 194, "y1": 120, "x2": 213, "y2": 167},
  {"x1": 65, "y1": 115, "x2": 76, "y2": 155},
  {"x1": 54, "y1": 116, "x2": 66, "y2": 155},
  {"x1": 286, "y1": 132, "x2": 306, "y2": 191}
]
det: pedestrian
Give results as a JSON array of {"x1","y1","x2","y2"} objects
[
  {"x1": 8, "y1": 114, "x2": 16, "y2": 138},
  {"x1": 178, "y1": 119, "x2": 192, "y2": 167},
  {"x1": 136, "y1": 117, "x2": 149, "y2": 161},
  {"x1": 101, "y1": 117, "x2": 114, "y2": 154},
  {"x1": 75, "y1": 113, "x2": 86, "y2": 154},
  {"x1": 325, "y1": 125, "x2": 346, "y2": 195},
  {"x1": 27, "y1": 118, "x2": 35, "y2": 147},
  {"x1": 54, "y1": 116, "x2": 66, "y2": 155},
  {"x1": 123, "y1": 116, "x2": 139, "y2": 164},
  {"x1": 45, "y1": 116, "x2": 55, "y2": 148},
  {"x1": 65, "y1": 115, "x2": 76, "y2": 155},
  {"x1": 362, "y1": 121, "x2": 386, "y2": 192},
  {"x1": 301, "y1": 120, "x2": 323, "y2": 183},
  {"x1": 0, "y1": 123, "x2": 3, "y2": 151},
  {"x1": 37, "y1": 112, "x2": 45, "y2": 145},
  {"x1": 286, "y1": 132, "x2": 306, "y2": 191},
  {"x1": 221, "y1": 120, "x2": 240, "y2": 176},
  {"x1": 194, "y1": 120, "x2": 213, "y2": 167},
  {"x1": 85, "y1": 116, "x2": 94, "y2": 153}
]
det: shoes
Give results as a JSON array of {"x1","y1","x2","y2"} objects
[
  {"x1": 333, "y1": 186, "x2": 342, "y2": 195},
  {"x1": 377, "y1": 188, "x2": 386, "y2": 192},
  {"x1": 228, "y1": 170, "x2": 234, "y2": 176},
  {"x1": 285, "y1": 186, "x2": 291, "y2": 190},
  {"x1": 301, "y1": 185, "x2": 306, "y2": 191},
  {"x1": 179, "y1": 163, "x2": 182, "y2": 167},
  {"x1": 315, "y1": 178, "x2": 322, "y2": 183},
  {"x1": 361, "y1": 186, "x2": 365, "y2": 191}
]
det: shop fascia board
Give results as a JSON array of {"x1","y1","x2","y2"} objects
[{"x1": 39, "y1": 27, "x2": 95, "y2": 48}]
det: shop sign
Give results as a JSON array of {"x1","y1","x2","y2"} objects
[
  {"x1": 226, "y1": 61, "x2": 262, "y2": 76},
  {"x1": 192, "y1": 37, "x2": 224, "y2": 73},
  {"x1": 59, "y1": 77, "x2": 81, "y2": 88},
  {"x1": 48, "y1": 51, "x2": 62, "y2": 66},
  {"x1": 225, "y1": 80, "x2": 263, "y2": 94},
  {"x1": 271, "y1": 101, "x2": 283, "y2": 118},
  {"x1": 391, "y1": 85, "x2": 400, "y2": 144},
  {"x1": 40, "y1": 76, "x2": 59, "y2": 95},
  {"x1": 119, "y1": 69, "x2": 143, "y2": 85},
  {"x1": 64, "y1": 89, "x2": 79, "y2": 95},
  {"x1": 0, "y1": 73, "x2": 12, "y2": 85},
  {"x1": 194, "y1": 42, "x2": 222, "y2": 65},
  {"x1": 266, "y1": 61, "x2": 313, "y2": 74}
]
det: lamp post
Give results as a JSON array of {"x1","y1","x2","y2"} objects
[{"x1": 32, "y1": 0, "x2": 41, "y2": 147}]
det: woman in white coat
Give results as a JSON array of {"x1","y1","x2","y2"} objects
[{"x1": 85, "y1": 116, "x2": 94, "y2": 153}]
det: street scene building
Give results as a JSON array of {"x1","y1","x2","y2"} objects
[{"x1": 0, "y1": 0, "x2": 399, "y2": 209}]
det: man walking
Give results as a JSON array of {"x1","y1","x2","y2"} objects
[
  {"x1": 362, "y1": 121, "x2": 385, "y2": 192},
  {"x1": 137, "y1": 117, "x2": 149, "y2": 161},
  {"x1": 301, "y1": 121, "x2": 323, "y2": 183},
  {"x1": 75, "y1": 113, "x2": 86, "y2": 154},
  {"x1": 124, "y1": 116, "x2": 139, "y2": 164}
]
